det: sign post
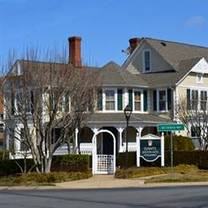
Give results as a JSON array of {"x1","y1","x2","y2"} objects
[{"x1": 157, "y1": 123, "x2": 185, "y2": 172}]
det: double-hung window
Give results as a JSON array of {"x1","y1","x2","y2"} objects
[
  {"x1": 191, "y1": 90, "x2": 198, "y2": 110},
  {"x1": 105, "y1": 90, "x2": 115, "y2": 110},
  {"x1": 158, "y1": 90, "x2": 166, "y2": 111},
  {"x1": 134, "y1": 91, "x2": 141, "y2": 111},
  {"x1": 200, "y1": 91, "x2": 207, "y2": 111}
]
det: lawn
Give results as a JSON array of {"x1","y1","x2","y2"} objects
[
  {"x1": 115, "y1": 164, "x2": 208, "y2": 183},
  {"x1": 0, "y1": 171, "x2": 92, "y2": 186}
]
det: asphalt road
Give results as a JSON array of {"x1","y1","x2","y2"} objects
[{"x1": 0, "y1": 186, "x2": 208, "y2": 208}]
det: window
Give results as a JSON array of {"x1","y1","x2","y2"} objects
[
  {"x1": 196, "y1": 73, "x2": 203, "y2": 83},
  {"x1": 200, "y1": 91, "x2": 207, "y2": 111},
  {"x1": 134, "y1": 91, "x2": 141, "y2": 111},
  {"x1": 191, "y1": 90, "x2": 198, "y2": 110},
  {"x1": 191, "y1": 126, "x2": 201, "y2": 140},
  {"x1": 159, "y1": 90, "x2": 166, "y2": 111},
  {"x1": 143, "y1": 50, "x2": 150, "y2": 72},
  {"x1": 105, "y1": 90, "x2": 115, "y2": 110},
  {"x1": 20, "y1": 128, "x2": 29, "y2": 151}
]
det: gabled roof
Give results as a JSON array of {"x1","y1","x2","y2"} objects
[
  {"x1": 98, "y1": 61, "x2": 148, "y2": 87},
  {"x1": 138, "y1": 57, "x2": 202, "y2": 88},
  {"x1": 123, "y1": 37, "x2": 208, "y2": 87},
  {"x1": 145, "y1": 38, "x2": 208, "y2": 71}
]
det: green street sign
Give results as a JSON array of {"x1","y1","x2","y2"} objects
[{"x1": 157, "y1": 123, "x2": 185, "y2": 132}]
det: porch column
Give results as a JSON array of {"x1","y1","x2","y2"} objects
[
  {"x1": 14, "y1": 127, "x2": 21, "y2": 152},
  {"x1": 92, "y1": 128, "x2": 98, "y2": 175},
  {"x1": 75, "y1": 128, "x2": 78, "y2": 154},
  {"x1": 118, "y1": 128, "x2": 124, "y2": 152},
  {"x1": 136, "y1": 127, "x2": 143, "y2": 167}
]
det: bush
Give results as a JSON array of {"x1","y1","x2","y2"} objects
[
  {"x1": 52, "y1": 154, "x2": 90, "y2": 172},
  {"x1": 165, "y1": 150, "x2": 208, "y2": 169},
  {"x1": 165, "y1": 135, "x2": 194, "y2": 151},
  {"x1": 0, "y1": 154, "x2": 91, "y2": 176},
  {"x1": 116, "y1": 152, "x2": 136, "y2": 168}
]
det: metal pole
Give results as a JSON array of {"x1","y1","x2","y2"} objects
[
  {"x1": 170, "y1": 131, "x2": 173, "y2": 172},
  {"x1": 125, "y1": 118, "x2": 129, "y2": 169}
]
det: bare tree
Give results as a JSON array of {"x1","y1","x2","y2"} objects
[
  {"x1": 3, "y1": 50, "x2": 99, "y2": 173},
  {"x1": 176, "y1": 97, "x2": 208, "y2": 150}
]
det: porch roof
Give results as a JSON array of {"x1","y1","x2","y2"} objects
[{"x1": 87, "y1": 113, "x2": 172, "y2": 126}]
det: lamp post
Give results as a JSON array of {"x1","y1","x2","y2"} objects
[{"x1": 124, "y1": 104, "x2": 132, "y2": 169}]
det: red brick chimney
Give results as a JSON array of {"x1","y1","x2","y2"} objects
[
  {"x1": 68, "y1": 36, "x2": 82, "y2": 67},
  {"x1": 129, "y1": 37, "x2": 140, "y2": 54}
]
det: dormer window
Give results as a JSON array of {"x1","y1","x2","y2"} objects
[{"x1": 143, "y1": 50, "x2": 151, "y2": 72}]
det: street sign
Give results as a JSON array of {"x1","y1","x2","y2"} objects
[{"x1": 157, "y1": 123, "x2": 185, "y2": 132}]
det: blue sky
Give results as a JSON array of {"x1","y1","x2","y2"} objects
[{"x1": 0, "y1": 0, "x2": 208, "y2": 66}]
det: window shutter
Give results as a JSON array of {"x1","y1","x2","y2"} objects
[
  {"x1": 153, "y1": 90, "x2": 157, "y2": 111},
  {"x1": 167, "y1": 88, "x2": 172, "y2": 110},
  {"x1": 143, "y1": 90, "x2": 148, "y2": 111},
  {"x1": 65, "y1": 93, "x2": 69, "y2": 112},
  {"x1": 117, "y1": 89, "x2": 123, "y2": 110},
  {"x1": 187, "y1": 89, "x2": 191, "y2": 110},
  {"x1": 97, "y1": 89, "x2": 102, "y2": 110},
  {"x1": 30, "y1": 91, "x2": 34, "y2": 114},
  {"x1": 128, "y1": 89, "x2": 133, "y2": 109}
]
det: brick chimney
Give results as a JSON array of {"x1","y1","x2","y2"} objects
[
  {"x1": 129, "y1": 37, "x2": 140, "y2": 54},
  {"x1": 68, "y1": 36, "x2": 82, "y2": 67}
]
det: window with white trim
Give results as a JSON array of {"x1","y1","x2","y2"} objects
[
  {"x1": 143, "y1": 50, "x2": 151, "y2": 72},
  {"x1": 191, "y1": 90, "x2": 198, "y2": 110},
  {"x1": 134, "y1": 91, "x2": 141, "y2": 111},
  {"x1": 158, "y1": 90, "x2": 166, "y2": 111},
  {"x1": 200, "y1": 91, "x2": 207, "y2": 111},
  {"x1": 105, "y1": 90, "x2": 115, "y2": 110}
]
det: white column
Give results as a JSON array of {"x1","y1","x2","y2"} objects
[
  {"x1": 75, "y1": 128, "x2": 78, "y2": 154},
  {"x1": 161, "y1": 132, "x2": 165, "y2": 166},
  {"x1": 136, "y1": 127, "x2": 143, "y2": 167},
  {"x1": 92, "y1": 128, "x2": 98, "y2": 175},
  {"x1": 118, "y1": 128, "x2": 124, "y2": 152},
  {"x1": 14, "y1": 127, "x2": 21, "y2": 152}
]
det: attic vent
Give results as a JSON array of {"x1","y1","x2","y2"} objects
[{"x1": 161, "y1": 42, "x2": 166, "y2": 46}]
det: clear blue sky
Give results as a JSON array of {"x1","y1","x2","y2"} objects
[{"x1": 1, "y1": 0, "x2": 208, "y2": 66}]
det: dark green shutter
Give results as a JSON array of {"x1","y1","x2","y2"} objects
[
  {"x1": 153, "y1": 90, "x2": 157, "y2": 111},
  {"x1": 187, "y1": 89, "x2": 190, "y2": 110},
  {"x1": 117, "y1": 89, "x2": 123, "y2": 110},
  {"x1": 97, "y1": 89, "x2": 102, "y2": 110},
  {"x1": 65, "y1": 93, "x2": 69, "y2": 112},
  {"x1": 143, "y1": 90, "x2": 148, "y2": 111},
  {"x1": 167, "y1": 88, "x2": 172, "y2": 110},
  {"x1": 128, "y1": 89, "x2": 133, "y2": 109}
]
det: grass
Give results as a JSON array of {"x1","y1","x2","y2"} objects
[
  {"x1": 115, "y1": 164, "x2": 208, "y2": 183},
  {"x1": 0, "y1": 171, "x2": 92, "y2": 186}
]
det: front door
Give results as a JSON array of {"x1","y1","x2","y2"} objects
[{"x1": 92, "y1": 130, "x2": 116, "y2": 175}]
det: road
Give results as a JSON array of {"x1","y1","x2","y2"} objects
[{"x1": 0, "y1": 186, "x2": 208, "y2": 208}]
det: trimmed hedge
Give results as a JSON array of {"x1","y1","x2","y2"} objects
[
  {"x1": 52, "y1": 154, "x2": 90, "y2": 172},
  {"x1": 165, "y1": 151, "x2": 208, "y2": 169},
  {"x1": 116, "y1": 152, "x2": 136, "y2": 168},
  {"x1": 165, "y1": 135, "x2": 194, "y2": 151},
  {"x1": 0, "y1": 154, "x2": 91, "y2": 176}
]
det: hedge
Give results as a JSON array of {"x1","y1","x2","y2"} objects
[
  {"x1": 165, "y1": 135, "x2": 195, "y2": 151},
  {"x1": 0, "y1": 154, "x2": 90, "y2": 176},
  {"x1": 165, "y1": 151, "x2": 208, "y2": 169},
  {"x1": 117, "y1": 151, "x2": 208, "y2": 169}
]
